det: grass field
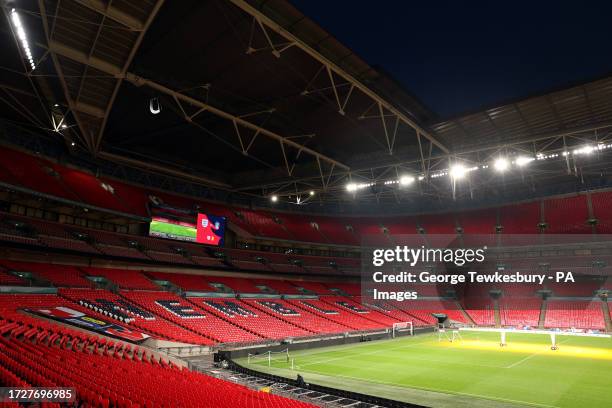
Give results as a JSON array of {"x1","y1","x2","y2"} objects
[
  {"x1": 237, "y1": 331, "x2": 612, "y2": 408},
  {"x1": 149, "y1": 220, "x2": 196, "y2": 240}
]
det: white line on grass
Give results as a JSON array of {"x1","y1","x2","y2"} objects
[
  {"x1": 285, "y1": 367, "x2": 561, "y2": 408},
  {"x1": 505, "y1": 339, "x2": 571, "y2": 369},
  {"x1": 298, "y1": 338, "x2": 434, "y2": 368}
]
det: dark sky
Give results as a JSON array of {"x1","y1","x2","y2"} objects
[{"x1": 290, "y1": 1, "x2": 612, "y2": 119}]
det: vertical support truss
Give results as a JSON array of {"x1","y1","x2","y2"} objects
[{"x1": 227, "y1": 0, "x2": 449, "y2": 154}]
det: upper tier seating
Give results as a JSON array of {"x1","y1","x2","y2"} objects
[
  {"x1": 0, "y1": 268, "x2": 26, "y2": 286},
  {"x1": 418, "y1": 213, "x2": 457, "y2": 234},
  {"x1": 456, "y1": 208, "x2": 498, "y2": 234},
  {"x1": 288, "y1": 281, "x2": 332, "y2": 295},
  {"x1": 499, "y1": 202, "x2": 540, "y2": 234},
  {"x1": 544, "y1": 195, "x2": 590, "y2": 233},
  {"x1": 547, "y1": 281, "x2": 604, "y2": 297},
  {"x1": 1, "y1": 261, "x2": 93, "y2": 288},
  {"x1": 3, "y1": 145, "x2": 612, "y2": 248},
  {"x1": 544, "y1": 300, "x2": 605, "y2": 329},
  {"x1": 592, "y1": 191, "x2": 612, "y2": 233},
  {"x1": 325, "y1": 282, "x2": 360, "y2": 295},
  {"x1": 81, "y1": 267, "x2": 159, "y2": 290},
  {"x1": 149, "y1": 272, "x2": 213, "y2": 291}
]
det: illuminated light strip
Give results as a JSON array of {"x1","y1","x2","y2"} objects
[
  {"x1": 346, "y1": 142, "x2": 612, "y2": 193},
  {"x1": 10, "y1": 9, "x2": 35, "y2": 70}
]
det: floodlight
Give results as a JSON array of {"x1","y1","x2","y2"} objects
[
  {"x1": 270, "y1": 195, "x2": 278, "y2": 202},
  {"x1": 450, "y1": 164, "x2": 467, "y2": 180},
  {"x1": 573, "y1": 145, "x2": 594, "y2": 155},
  {"x1": 516, "y1": 156, "x2": 534, "y2": 167},
  {"x1": 346, "y1": 183, "x2": 357, "y2": 192},
  {"x1": 309, "y1": 190, "x2": 315, "y2": 196},
  {"x1": 399, "y1": 175, "x2": 415, "y2": 186},
  {"x1": 494, "y1": 157, "x2": 509, "y2": 172},
  {"x1": 11, "y1": 9, "x2": 36, "y2": 70}
]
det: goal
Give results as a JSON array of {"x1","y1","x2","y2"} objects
[
  {"x1": 392, "y1": 321, "x2": 413, "y2": 338},
  {"x1": 437, "y1": 327, "x2": 462, "y2": 342},
  {"x1": 247, "y1": 348, "x2": 292, "y2": 367}
]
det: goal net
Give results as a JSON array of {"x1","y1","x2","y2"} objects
[
  {"x1": 392, "y1": 321, "x2": 413, "y2": 338},
  {"x1": 437, "y1": 327, "x2": 463, "y2": 342},
  {"x1": 247, "y1": 348, "x2": 292, "y2": 367}
]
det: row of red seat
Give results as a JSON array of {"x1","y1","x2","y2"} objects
[
  {"x1": 3, "y1": 145, "x2": 612, "y2": 247},
  {"x1": 0, "y1": 318, "x2": 315, "y2": 408},
  {"x1": 544, "y1": 300, "x2": 606, "y2": 329},
  {"x1": 0, "y1": 211, "x2": 361, "y2": 276}
]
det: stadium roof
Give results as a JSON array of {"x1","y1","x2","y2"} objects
[{"x1": 1, "y1": 0, "x2": 612, "y2": 212}]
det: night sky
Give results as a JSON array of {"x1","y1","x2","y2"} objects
[{"x1": 290, "y1": 1, "x2": 612, "y2": 119}]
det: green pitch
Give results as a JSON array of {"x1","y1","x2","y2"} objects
[
  {"x1": 149, "y1": 220, "x2": 196, "y2": 239},
  {"x1": 237, "y1": 331, "x2": 612, "y2": 408}
]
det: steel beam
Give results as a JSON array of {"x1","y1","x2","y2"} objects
[
  {"x1": 227, "y1": 0, "x2": 449, "y2": 154},
  {"x1": 93, "y1": 0, "x2": 165, "y2": 152},
  {"x1": 233, "y1": 120, "x2": 612, "y2": 191},
  {"x1": 45, "y1": 38, "x2": 349, "y2": 171},
  {"x1": 122, "y1": 72, "x2": 350, "y2": 171},
  {"x1": 98, "y1": 151, "x2": 232, "y2": 189},
  {"x1": 72, "y1": 0, "x2": 145, "y2": 31}
]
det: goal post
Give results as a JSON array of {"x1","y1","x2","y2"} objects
[
  {"x1": 459, "y1": 327, "x2": 611, "y2": 350},
  {"x1": 392, "y1": 321, "x2": 413, "y2": 338},
  {"x1": 247, "y1": 348, "x2": 291, "y2": 366}
]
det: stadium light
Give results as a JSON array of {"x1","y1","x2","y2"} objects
[
  {"x1": 309, "y1": 190, "x2": 315, "y2": 196},
  {"x1": 399, "y1": 175, "x2": 415, "y2": 186},
  {"x1": 515, "y1": 156, "x2": 534, "y2": 167},
  {"x1": 10, "y1": 9, "x2": 36, "y2": 70},
  {"x1": 270, "y1": 195, "x2": 278, "y2": 202},
  {"x1": 450, "y1": 164, "x2": 467, "y2": 180},
  {"x1": 494, "y1": 157, "x2": 509, "y2": 172},
  {"x1": 573, "y1": 145, "x2": 595, "y2": 155},
  {"x1": 346, "y1": 183, "x2": 357, "y2": 192}
]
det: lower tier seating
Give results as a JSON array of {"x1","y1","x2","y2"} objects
[
  {"x1": 0, "y1": 320, "x2": 314, "y2": 408},
  {"x1": 388, "y1": 300, "x2": 468, "y2": 325},
  {"x1": 286, "y1": 299, "x2": 387, "y2": 330},
  {"x1": 544, "y1": 300, "x2": 605, "y2": 329},
  {"x1": 499, "y1": 298, "x2": 542, "y2": 327},
  {"x1": 59, "y1": 289, "x2": 215, "y2": 345},
  {"x1": 462, "y1": 299, "x2": 495, "y2": 326},
  {"x1": 119, "y1": 290, "x2": 261, "y2": 344},
  {"x1": 189, "y1": 297, "x2": 314, "y2": 339}
]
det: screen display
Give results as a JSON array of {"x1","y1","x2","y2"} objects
[
  {"x1": 196, "y1": 213, "x2": 226, "y2": 246},
  {"x1": 149, "y1": 217, "x2": 197, "y2": 242},
  {"x1": 149, "y1": 214, "x2": 226, "y2": 246}
]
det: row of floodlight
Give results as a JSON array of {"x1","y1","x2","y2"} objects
[
  {"x1": 10, "y1": 9, "x2": 35, "y2": 71},
  {"x1": 270, "y1": 190, "x2": 315, "y2": 203},
  {"x1": 267, "y1": 142, "x2": 612, "y2": 201},
  {"x1": 345, "y1": 142, "x2": 612, "y2": 193}
]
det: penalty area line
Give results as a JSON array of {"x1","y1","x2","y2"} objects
[{"x1": 505, "y1": 339, "x2": 571, "y2": 369}]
